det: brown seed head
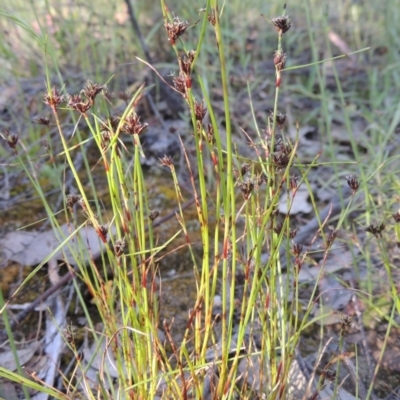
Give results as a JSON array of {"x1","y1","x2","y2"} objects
[
  {"x1": 2, "y1": 130, "x2": 19, "y2": 153},
  {"x1": 326, "y1": 228, "x2": 337, "y2": 248},
  {"x1": 63, "y1": 327, "x2": 75, "y2": 344},
  {"x1": 114, "y1": 238, "x2": 126, "y2": 257},
  {"x1": 179, "y1": 50, "x2": 196, "y2": 77},
  {"x1": 289, "y1": 175, "x2": 298, "y2": 192},
  {"x1": 239, "y1": 178, "x2": 254, "y2": 200},
  {"x1": 34, "y1": 116, "x2": 50, "y2": 125},
  {"x1": 274, "y1": 221, "x2": 283, "y2": 235},
  {"x1": 101, "y1": 131, "x2": 112, "y2": 152},
  {"x1": 272, "y1": 15, "x2": 291, "y2": 35},
  {"x1": 346, "y1": 174, "x2": 359, "y2": 194},
  {"x1": 241, "y1": 163, "x2": 251, "y2": 177},
  {"x1": 149, "y1": 209, "x2": 160, "y2": 222},
  {"x1": 101, "y1": 117, "x2": 120, "y2": 151},
  {"x1": 43, "y1": 87, "x2": 64, "y2": 108},
  {"x1": 266, "y1": 132, "x2": 284, "y2": 152},
  {"x1": 207, "y1": 10, "x2": 216, "y2": 26},
  {"x1": 194, "y1": 100, "x2": 207, "y2": 121},
  {"x1": 292, "y1": 242, "x2": 303, "y2": 256},
  {"x1": 258, "y1": 172, "x2": 268, "y2": 185},
  {"x1": 289, "y1": 228, "x2": 298, "y2": 239},
  {"x1": 392, "y1": 211, "x2": 400, "y2": 223},
  {"x1": 97, "y1": 224, "x2": 109, "y2": 242},
  {"x1": 67, "y1": 94, "x2": 91, "y2": 114},
  {"x1": 323, "y1": 369, "x2": 336, "y2": 382},
  {"x1": 341, "y1": 314, "x2": 353, "y2": 330},
  {"x1": 365, "y1": 222, "x2": 385, "y2": 238},
  {"x1": 82, "y1": 81, "x2": 104, "y2": 104},
  {"x1": 172, "y1": 74, "x2": 187, "y2": 97},
  {"x1": 66, "y1": 194, "x2": 82, "y2": 209},
  {"x1": 273, "y1": 51, "x2": 287, "y2": 72},
  {"x1": 273, "y1": 151, "x2": 290, "y2": 169},
  {"x1": 159, "y1": 155, "x2": 174, "y2": 167},
  {"x1": 269, "y1": 111, "x2": 287, "y2": 128},
  {"x1": 78, "y1": 197, "x2": 87, "y2": 211},
  {"x1": 207, "y1": 124, "x2": 215, "y2": 144},
  {"x1": 121, "y1": 114, "x2": 148, "y2": 135},
  {"x1": 165, "y1": 17, "x2": 189, "y2": 45}
]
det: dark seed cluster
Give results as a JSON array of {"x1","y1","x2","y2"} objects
[
  {"x1": 272, "y1": 15, "x2": 291, "y2": 35},
  {"x1": 365, "y1": 223, "x2": 385, "y2": 238},
  {"x1": 346, "y1": 174, "x2": 359, "y2": 194},
  {"x1": 165, "y1": 17, "x2": 189, "y2": 45},
  {"x1": 239, "y1": 178, "x2": 255, "y2": 200},
  {"x1": 1, "y1": 130, "x2": 19, "y2": 154}
]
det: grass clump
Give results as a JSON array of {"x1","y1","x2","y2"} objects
[{"x1": 1, "y1": 0, "x2": 400, "y2": 399}]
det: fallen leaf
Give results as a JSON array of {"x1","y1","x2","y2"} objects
[
  {"x1": 0, "y1": 223, "x2": 114, "y2": 267},
  {"x1": 319, "y1": 274, "x2": 353, "y2": 312},
  {"x1": 279, "y1": 188, "x2": 312, "y2": 215},
  {"x1": 0, "y1": 340, "x2": 40, "y2": 371},
  {"x1": 312, "y1": 303, "x2": 344, "y2": 326}
]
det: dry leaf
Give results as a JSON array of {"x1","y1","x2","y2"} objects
[
  {"x1": 0, "y1": 340, "x2": 40, "y2": 371},
  {"x1": 0, "y1": 223, "x2": 114, "y2": 267},
  {"x1": 319, "y1": 275, "x2": 352, "y2": 311},
  {"x1": 313, "y1": 304, "x2": 344, "y2": 326},
  {"x1": 279, "y1": 188, "x2": 312, "y2": 215}
]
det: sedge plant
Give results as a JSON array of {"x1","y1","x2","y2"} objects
[{"x1": 0, "y1": 1, "x2": 379, "y2": 399}]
